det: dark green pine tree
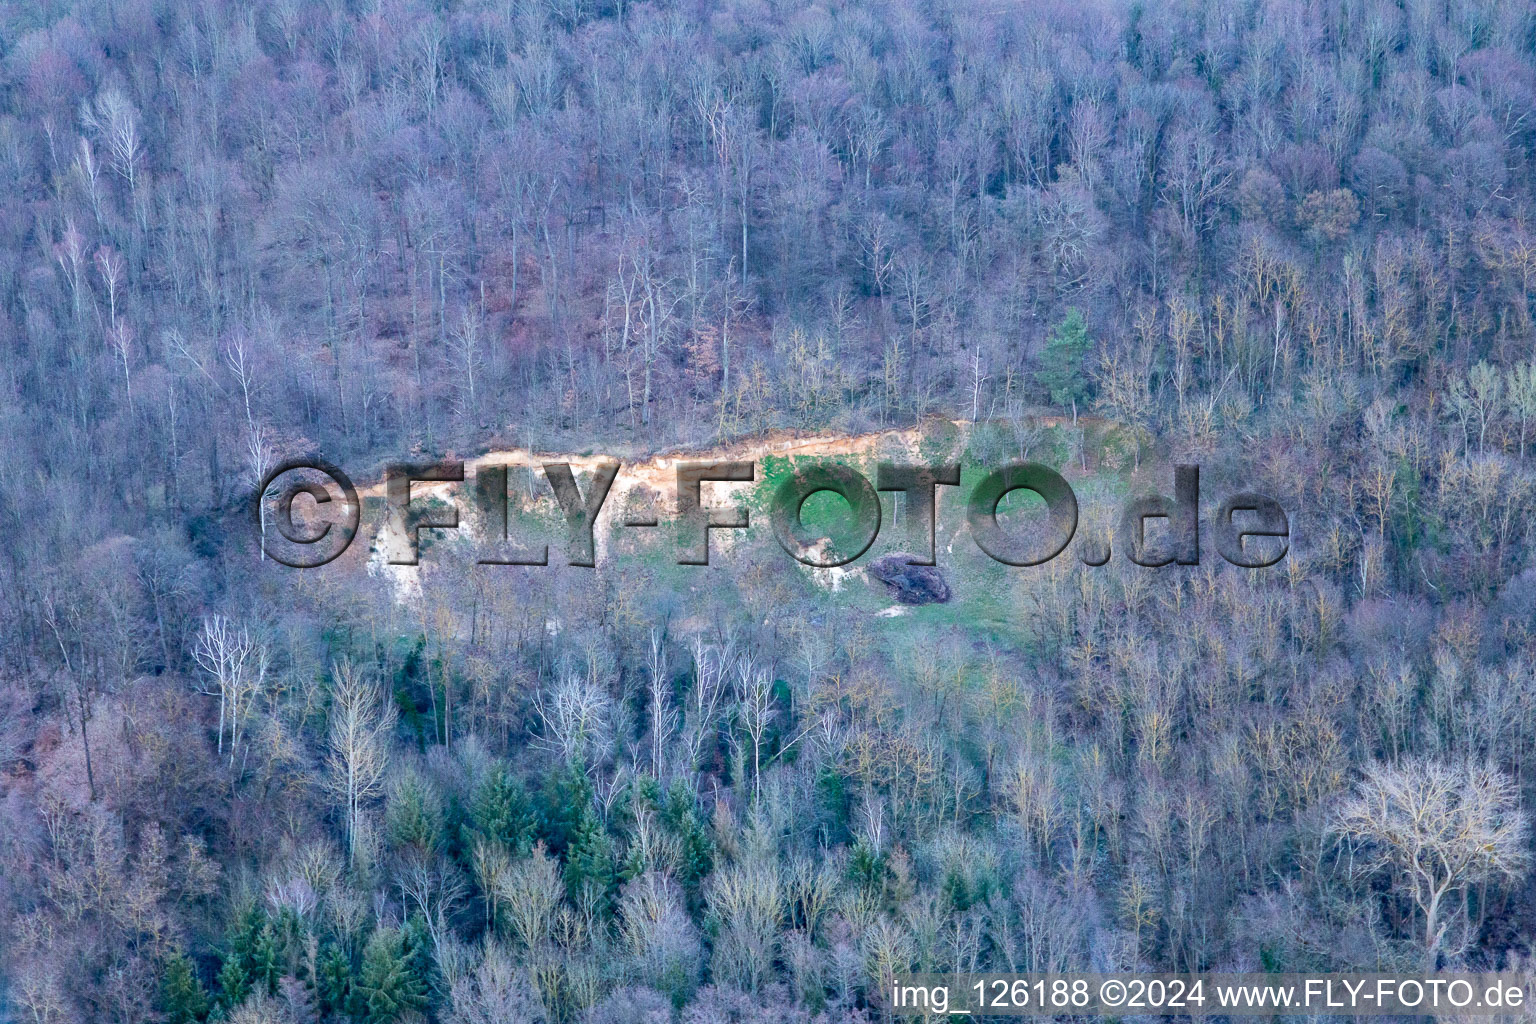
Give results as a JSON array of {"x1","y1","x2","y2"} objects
[
  {"x1": 225, "y1": 903, "x2": 265, "y2": 966},
  {"x1": 270, "y1": 906, "x2": 307, "y2": 982},
  {"x1": 465, "y1": 762, "x2": 536, "y2": 857},
  {"x1": 941, "y1": 864, "x2": 973, "y2": 912},
  {"x1": 315, "y1": 943, "x2": 354, "y2": 1018},
  {"x1": 401, "y1": 913, "x2": 439, "y2": 1013},
  {"x1": 537, "y1": 760, "x2": 593, "y2": 857},
  {"x1": 848, "y1": 837, "x2": 887, "y2": 895},
  {"x1": 619, "y1": 829, "x2": 647, "y2": 883},
  {"x1": 214, "y1": 954, "x2": 252, "y2": 1013},
  {"x1": 661, "y1": 779, "x2": 714, "y2": 912},
  {"x1": 617, "y1": 771, "x2": 662, "y2": 883},
  {"x1": 350, "y1": 927, "x2": 428, "y2": 1024},
  {"x1": 386, "y1": 770, "x2": 445, "y2": 855},
  {"x1": 1035, "y1": 308, "x2": 1094, "y2": 423},
  {"x1": 158, "y1": 951, "x2": 210, "y2": 1024},
  {"x1": 247, "y1": 921, "x2": 282, "y2": 996},
  {"x1": 630, "y1": 773, "x2": 663, "y2": 815},
  {"x1": 564, "y1": 804, "x2": 617, "y2": 916},
  {"x1": 215, "y1": 902, "x2": 268, "y2": 1011}
]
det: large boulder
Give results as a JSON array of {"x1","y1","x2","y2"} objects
[{"x1": 867, "y1": 553, "x2": 952, "y2": 605}]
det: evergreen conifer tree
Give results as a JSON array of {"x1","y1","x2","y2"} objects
[
  {"x1": 351, "y1": 928, "x2": 428, "y2": 1024},
  {"x1": 1036, "y1": 308, "x2": 1094, "y2": 422},
  {"x1": 159, "y1": 952, "x2": 210, "y2": 1024}
]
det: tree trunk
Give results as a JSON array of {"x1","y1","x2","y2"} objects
[{"x1": 76, "y1": 682, "x2": 96, "y2": 801}]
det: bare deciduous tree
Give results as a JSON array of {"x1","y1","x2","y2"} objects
[
  {"x1": 496, "y1": 842, "x2": 562, "y2": 953},
  {"x1": 447, "y1": 942, "x2": 548, "y2": 1024},
  {"x1": 191, "y1": 615, "x2": 267, "y2": 765},
  {"x1": 82, "y1": 86, "x2": 143, "y2": 194},
  {"x1": 618, "y1": 871, "x2": 700, "y2": 995},
  {"x1": 646, "y1": 629, "x2": 676, "y2": 777},
  {"x1": 706, "y1": 859, "x2": 782, "y2": 992},
  {"x1": 682, "y1": 637, "x2": 730, "y2": 772},
  {"x1": 322, "y1": 660, "x2": 397, "y2": 866},
  {"x1": 536, "y1": 676, "x2": 612, "y2": 768},
  {"x1": 1333, "y1": 759, "x2": 1530, "y2": 965},
  {"x1": 733, "y1": 654, "x2": 777, "y2": 806}
]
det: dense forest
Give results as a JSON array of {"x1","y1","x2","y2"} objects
[{"x1": 3, "y1": 0, "x2": 1536, "y2": 1020}]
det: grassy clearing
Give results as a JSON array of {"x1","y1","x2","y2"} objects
[{"x1": 376, "y1": 429, "x2": 1146, "y2": 663}]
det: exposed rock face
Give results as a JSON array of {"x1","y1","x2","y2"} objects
[{"x1": 867, "y1": 553, "x2": 952, "y2": 605}]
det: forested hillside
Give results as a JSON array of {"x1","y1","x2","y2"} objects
[{"x1": 2, "y1": 0, "x2": 1536, "y2": 1020}]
